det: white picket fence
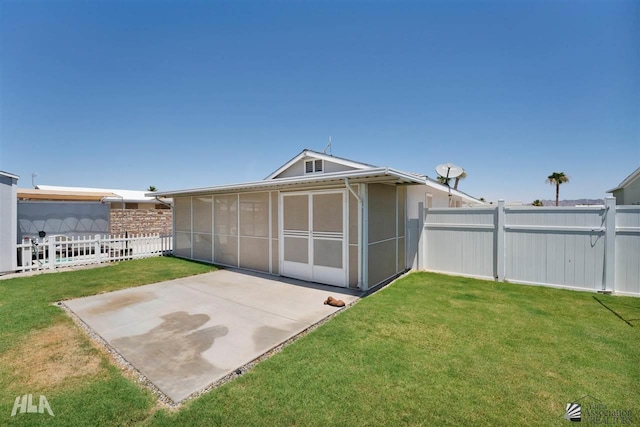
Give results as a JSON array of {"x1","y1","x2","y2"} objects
[{"x1": 16, "y1": 234, "x2": 173, "y2": 272}]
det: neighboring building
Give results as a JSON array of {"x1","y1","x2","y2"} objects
[
  {"x1": 607, "y1": 167, "x2": 640, "y2": 205},
  {"x1": 153, "y1": 149, "x2": 484, "y2": 291},
  {"x1": 16, "y1": 186, "x2": 172, "y2": 240},
  {"x1": 0, "y1": 171, "x2": 19, "y2": 273}
]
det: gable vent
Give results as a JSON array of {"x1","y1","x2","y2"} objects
[{"x1": 305, "y1": 159, "x2": 324, "y2": 174}]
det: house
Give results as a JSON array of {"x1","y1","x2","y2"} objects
[
  {"x1": 0, "y1": 171, "x2": 19, "y2": 273},
  {"x1": 16, "y1": 185, "x2": 172, "y2": 241},
  {"x1": 153, "y1": 149, "x2": 483, "y2": 291},
  {"x1": 607, "y1": 167, "x2": 640, "y2": 205}
]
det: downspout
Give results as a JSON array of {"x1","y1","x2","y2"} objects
[
  {"x1": 154, "y1": 196, "x2": 172, "y2": 208},
  {"x1": 345, "y1": 178, "x2": 364, "y2": 290},
  {"x1": 345, "y1": 178, "x2": 361, "y2": 203}
]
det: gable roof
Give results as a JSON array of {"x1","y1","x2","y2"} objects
[
  {"x1": 153, "y1": 149, "x2": 484, "y2": 204},
  {"x1": 607, "y1": 167, "x2": 640, "y2": 193},
  {"x1": 410, "y1": 173, "x2": 484, "y2": 205},
  {"x1": 264, "y1": 149, "x2": 375, "y2": 180}
]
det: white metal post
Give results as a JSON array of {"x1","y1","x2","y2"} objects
[
  {"x1": 361, "y1": 183, "x2": 368, "y2": 290},
  {"x1": 47, "y1": 238, "x2": 55, "y2": 270},
  {"x1": 395, "y1": 186, "x2": 399, "y2": 274},
  {"x1": 417, "y1": 202, "x2": 424, "y2": 270},
  {"x1": 268, "y1": 191, "x2": 273, "y2": 275},
  {"x1": 24, "y1": 238, "x2": 32, "y2": 270},
  {"x1": 496, "y1": 200, "x2": 505, "y2": 282},
  {"x1": 95, "y1": 234, "x2": 102, "y2": 264},
  {"x1": 237, "y1": 194, "x2": 240, "y2": 267},
  {"x1": 603, "y1": 197, "x2": 616, "y2": 292}
]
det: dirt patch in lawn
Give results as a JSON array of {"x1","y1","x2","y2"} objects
[{"x1": 1, "y1": 322, "x2": 106, "y2": 391}]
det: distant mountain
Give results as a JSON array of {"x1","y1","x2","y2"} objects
[{"x1": 534, "y1": 199, "x2": 604, "y2": 207}]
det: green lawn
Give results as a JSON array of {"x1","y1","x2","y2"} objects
[{"x1": 1, "y1": 259, "x2": 638, "y2": 426}]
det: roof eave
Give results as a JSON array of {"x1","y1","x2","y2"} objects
[
  {"x1": 104, "y1": 197, "x2": 172, "y2": 204},
  {"x1": 422, "y1": 179, "x2": 484, "y2": 204},
  {"x1": 0, "y1": 171, "x2": 19, "y2": 180},
  {"x1": 607, "y1": 166, "x2": 640, "y2": 193},
  {"x1": 154, "y1": 168, "x2": 424, "y2": 197}
]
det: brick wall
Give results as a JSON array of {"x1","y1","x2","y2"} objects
[{"x1": 110, "y1": 209, "x2": 172, "y2": 236}]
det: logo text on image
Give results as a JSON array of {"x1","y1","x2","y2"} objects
[{"x1": 11, "y1": 394, "x2": 54, "y2": 417}]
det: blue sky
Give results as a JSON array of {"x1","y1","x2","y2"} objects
[{"x1": 1, "y1": 0, "x2": 638, "y2": 203}]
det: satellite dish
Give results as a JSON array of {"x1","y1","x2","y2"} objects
[{"x1": 435, "y1": 163, "x2": 464, "y2": 179}]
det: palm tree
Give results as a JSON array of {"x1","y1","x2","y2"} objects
[
  {"x1": 436, "y1": 176, "x2": 450, "y2": 186},
  {"x1": 546, "y1": 172, "x2": 569, "y2": 206},
  {"x1": 147, "y1": 186, "x2": 157, "y2": 192},
  {"x1": 532, "y1": 199, "x2": 544, "y2": 207},
  {"x1": 453, "y1": 171, "x2": 467, "y2": 190}
]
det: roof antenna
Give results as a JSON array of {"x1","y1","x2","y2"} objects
[
  {"x1": 32, "y1": 172, "x2": 38, "y2": 188},
  {"x1": 323, "y1": 136, "x2": 332, "y2": 155}
]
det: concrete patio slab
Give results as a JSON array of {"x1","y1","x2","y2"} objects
[{"x1": 63, "y1": 269, "x2": 360, "y2": 403}]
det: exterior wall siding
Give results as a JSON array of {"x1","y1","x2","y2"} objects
[
  {"x1": 406, "y1": 184, "x2": 476, "y2": 212},
  {"x1": 0, "y1": 173, "x2": 18, "y2": 272},
  {"x1": 271, "y1": 191, "x2": 279, "y2": 274},
  {"x1": 613, "y1": 178, "x2": 640, "y2": 205},
  {"x1": 367, "y1": 184, "x2": 406, "y2": 288},
  {"x1": 348, "y1": 186, "x2": 359, "y2": 288},
  {"x1": 615, "y1": 206, "x2": 640, "y2": 295}
]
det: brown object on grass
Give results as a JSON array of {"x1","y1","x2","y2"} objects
[{"x1": 323, "y1": 296, "x2": 345, "y2": 307}]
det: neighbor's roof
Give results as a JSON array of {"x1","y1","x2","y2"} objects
[
  {"x1": 35, "y1": 185, "x2": 170, "y2": 203},
  {"x1": 0, "y1": 171, "x2": 19, "y2": 180},
  {"x1": 17, "y1": 188, "x2": 116, "y2": 201},
  {"x1": 152, "y1": 167, "x2": 425, "y2": 197},
  {"x1": 415, "y1": 174, "x2": 484, "y2": 205},
  {"x1": 607, "y1": 167, "x2": 640, "y2": 193}
]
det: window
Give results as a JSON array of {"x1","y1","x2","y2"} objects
[{"x1": 304, "y1": 159, "x2": 323, "y2": 174}]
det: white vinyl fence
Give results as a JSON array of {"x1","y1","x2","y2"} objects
[
  {"x1": 16, "y1": 234, "x2": 173, "y2": 272},
  {"x1": 417, "y1": 198, "x2": 640, "y2": 296}
]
